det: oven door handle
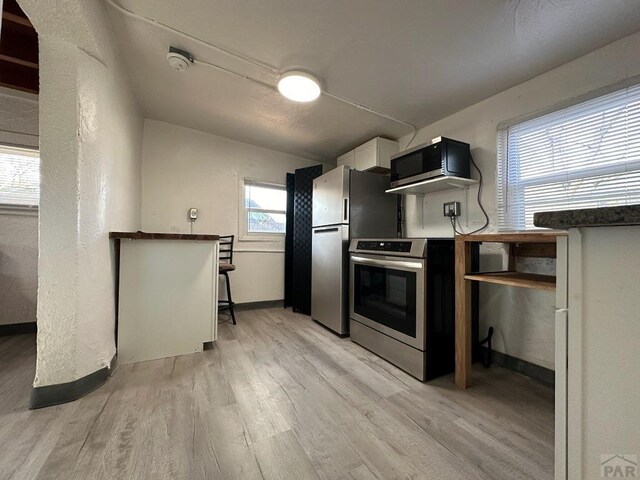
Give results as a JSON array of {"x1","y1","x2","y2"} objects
[{"x1": 351, "y1": 256, "x2": 423, "y2": 270}]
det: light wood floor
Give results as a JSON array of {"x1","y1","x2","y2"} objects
[{"x1": 0, "y1": 308, "x2": 554, "y2": 480}]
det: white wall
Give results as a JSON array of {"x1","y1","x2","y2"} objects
[
  {"x1": 20, "y1": 0, "x2": 144, "y2": 386},
  {"x1": 0, "y1": 86, "x2": 38, "y2": 149},
  {"x1": 0, "y1": 87, "x2": 39, "y2": 326},
  {"x1": 141, "y1": 119, "x2": 321, "y2": 304},
  {"x1": 400, "y1": 30, "x2": 640, "y2": 370},
  {"x1": 0, "y1": 214, "x2": 38, "y2": 325}
]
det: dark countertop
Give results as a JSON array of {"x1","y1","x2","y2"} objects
[
  {"x1": 534, "y1": 205, "x2": 640, "y2": 229},
  {"x1": 109, "y1": 231, "x2": 220, "y2": 241}
]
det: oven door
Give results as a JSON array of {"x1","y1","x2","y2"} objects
[{"x1": 349, "y1": 253, "x2": 425, "y2": 350}]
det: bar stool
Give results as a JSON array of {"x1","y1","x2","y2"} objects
[{"x1": 218, "y1": 235, "x2": 236, "y2": 324}]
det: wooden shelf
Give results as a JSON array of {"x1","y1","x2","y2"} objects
[
  {"x1": 386, "y1": 176, "x2": 478, "y2": 195},
  {"x1": 455, "y1": 231, "x2": 566, "y2": 243},
  {"x1": 464, "y1": 271, "x2": 556, "y2": 291}
]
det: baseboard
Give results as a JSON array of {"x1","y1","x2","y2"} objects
[
  {"x1": 480, "y1": 347, "x2": 555, "y2": 387},
  {"x1": 0, "y1": 322, "x2": 37, "y2": 336},
  {"x1": 29, "y1": 354, "x2": 117, "y2": 409},
  {"x1": 234, "y1": 300, "x2": 283, "y2": 311},
  {"x1": 109, "y1": 352, "x2": 118, "y2": 373}
]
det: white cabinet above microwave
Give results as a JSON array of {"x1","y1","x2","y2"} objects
[
  {"x1": 336, "y1": 137, "x2": 399, "y2": 173},
  {"x1": 337, "y1": 150, "x2": 355, "y2": 169}
]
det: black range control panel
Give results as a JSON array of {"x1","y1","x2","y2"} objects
[{"x1": 356, "y1": 241, "x2": 413, "y2": 253}]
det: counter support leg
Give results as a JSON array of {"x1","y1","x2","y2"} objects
[{"x1": 455, "y1": 240, "x2": 472, "y2": 388}]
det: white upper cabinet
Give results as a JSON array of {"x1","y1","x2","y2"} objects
[
  {"x1": 336, "y1": 137, "x2": 399, "y2": 172},
  {"x1": 337, "y1": 150, "x2": 355, "y2": 169},
  {"x1": 354, "y1": 137, "x2": 399, "y2": 172}
]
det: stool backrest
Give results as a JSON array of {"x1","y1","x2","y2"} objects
[{"x1": 219, "y1": 235, "x2": 234, "y2": 264}]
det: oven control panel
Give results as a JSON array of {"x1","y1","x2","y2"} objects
[
  {"x1": 356, "y1": 241, "x2": 413, "y2": 253},
  {"x1": 350, "y1": 238, "x2": 440, "y2": 258}
]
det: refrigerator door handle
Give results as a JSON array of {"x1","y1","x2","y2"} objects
[
  {"x1": 343, "y1": 198, "x2": 348, "y2": 222},
  {"x1": 314, "y1": 227, "x2": 340, "y2": 233}
]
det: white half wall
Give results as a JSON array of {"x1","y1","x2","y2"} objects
[
  {"x1": 0, "y1": 87, "x2": 39, "y2": 326},
  {"x1": 400, "y1": 30, "x2": 640, "y2": 370},
  {"x1": 140, "y1": 119, "x2": 320, "y2": 304}
]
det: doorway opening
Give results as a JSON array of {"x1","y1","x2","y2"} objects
[{"x1": 0, "y1": 0, "x2": 40, "y2": 413}]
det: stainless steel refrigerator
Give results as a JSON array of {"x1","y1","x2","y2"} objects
[{"x1": 311, "y1": 165, "x2": 397, "y2": 335}]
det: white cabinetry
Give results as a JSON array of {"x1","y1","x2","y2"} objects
[
  {"x1": 354, "y1": 137, "x2": 398, "y2": 172},
  {"x1": 117, "y1": 238, "x2": 219, "y2": 364},
  {"x1": 337, "y1": 150, "x2": 355, "y2": 169},
  {"x1": 557, "y1": 226, "x2": 640, "y2": 479},
  {"x1": 336, "y1": 137, "x2": 399, "y2": 172},
  {"x1": 555, "y1": 236, "x2": 568, "y2": 480}
]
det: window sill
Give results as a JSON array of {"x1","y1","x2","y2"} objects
[
  {"x1": 0, "y1": 205, "x2": 39, "y2": 217},
  {"x1": 239, "y1": 233, "x2": 285, "y2": 243}
]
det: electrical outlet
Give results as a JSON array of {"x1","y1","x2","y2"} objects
[{"x1": 443, "y1": 201, "x2": 461, "y2": 217}]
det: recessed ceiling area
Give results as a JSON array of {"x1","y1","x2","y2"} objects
[{"x1": 106, "y1": 0, "x2": 640, "y2": 161}]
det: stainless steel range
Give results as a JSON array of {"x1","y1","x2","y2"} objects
[{"x1": 349, "y1": 238, "x2": 456, "y2": 381}]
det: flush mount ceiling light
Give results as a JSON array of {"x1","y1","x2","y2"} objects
[
  {"x1": 107, "y1": 0, "x2": 418, "y2": 145},
  {"x1": 277, "y1": 71, "x2": 321, "y2": 103}
]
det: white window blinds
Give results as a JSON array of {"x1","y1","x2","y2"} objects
[
  {"x1": 0, "y1": 145, "x2": 40, "y2": 208},
  {"x1": 497, "y1": 83, "x2": 640, "y2": 230}
]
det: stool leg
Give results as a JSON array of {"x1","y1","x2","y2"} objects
[{"x1": 224, "y1": 271, "x2": 236, "y2": 325}]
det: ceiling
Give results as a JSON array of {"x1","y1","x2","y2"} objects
[{"x1": 106, "y1": 0, "x2": 640, "y2": 161}]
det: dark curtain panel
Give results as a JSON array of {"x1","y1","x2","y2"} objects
[
  {"x1": 291, "y1": 165, "x2": 323, "y2": 314},
  {"x1": 284, "y1": 173, "x2": 295, "y2": 307}
]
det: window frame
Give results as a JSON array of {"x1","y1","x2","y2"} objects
[
  {"x1": 239, "y1": 178, "x2": 287, "y2": 241},
  {"x1": 0, "y1": 144, "x2": 40, "y2": 216},
  {"x1": 497, "y1": 79, "x2": 640, "y2": 231}
]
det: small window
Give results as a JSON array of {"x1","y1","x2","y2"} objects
[
  {"x1": 0, "y1": 145, "x2": 40, "y2": 209},
  {"x1": 497, "y1": 83, "x2": 640, "y2": 230},
  {"x1": 244, "y1": 180, "x2": 286, "y2": 234}
]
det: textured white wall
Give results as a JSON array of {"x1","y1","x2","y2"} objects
[
  {"x1": 0, "y1": 214, "x2": 38, "y2": 325},
  {"x1": 36, "y1": 37, "x2": 82, "y2": 385},
  {"x1": 35, "y1": 38, "x2": 143, "y2": 386},
  {"x1": 74, "y1": 46, "x2": 143, "y2": 381},
  {"x1": 400, "y1": 30, "x2": 640, "y2": 370},
  {"x1": 0, "y1": 88, "x2": 39, "y2": 326},
  {"x1": 20, "y1": 0, "x2": 144, "y2": 386},
  {"x1": 141, "y1": 119, "x2": 320, "y2": 304}
]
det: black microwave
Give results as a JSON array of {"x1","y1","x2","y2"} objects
[{"x1": 390, "y1": 137, "x2": 470, "y2": 188}]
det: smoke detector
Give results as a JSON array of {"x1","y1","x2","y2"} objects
[{"x1": 166, "y1": 47, "x2": 193, "y2": 72}]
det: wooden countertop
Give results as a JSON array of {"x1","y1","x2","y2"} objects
[{"x1": 109, "y1": 231, "x2": 220, "y2": 241}]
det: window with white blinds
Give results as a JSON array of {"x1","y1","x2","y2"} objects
[
  {"x1": 0, "y1": 145, "x2": 40, "y2": 209},
  {"x1": 497, "y1": 83, "x2": 640, "y2": 230}
]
